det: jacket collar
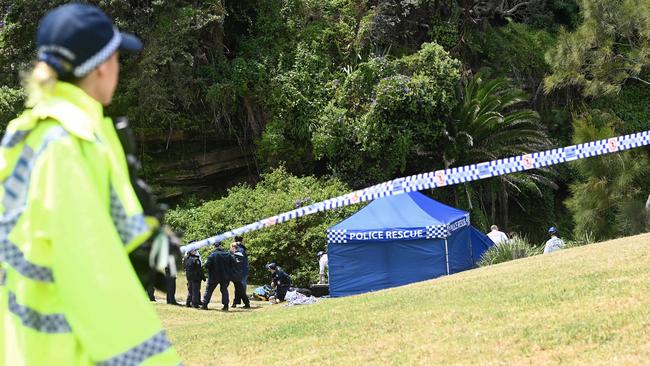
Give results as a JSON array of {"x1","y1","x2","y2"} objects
[{"x1": 31, "y1": 82, "x2": 103, "y2": 142}]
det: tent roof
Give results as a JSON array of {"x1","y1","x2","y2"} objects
[{"x1": 329, "y1": 191, "x2": 468, "y2": 232}]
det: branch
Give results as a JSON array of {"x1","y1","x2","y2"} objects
[
  {"x1": 504, "y1": 1, "x2": 535, "y2": 16},
  {"x1": 631, "y1": 76, "x2": 650, "y2": 85}
]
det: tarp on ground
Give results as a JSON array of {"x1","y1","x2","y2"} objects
[{"x1": 327, "y1": 191, "x2": 493, "y2": 297}]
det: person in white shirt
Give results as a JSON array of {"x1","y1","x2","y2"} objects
[
  {"x1": 544, "y1": 227, "x2": 564, "y2": 254},
  {"x1": 317, "y1": 251, "x2": 329, "y2": 284},
  {"x1": 487, "y1": 225, "x2": 509, "y2": 245}
]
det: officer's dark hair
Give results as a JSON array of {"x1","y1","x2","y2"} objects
[{"x1": 234, "y1": 236, "x2": 243, "y2": 242}]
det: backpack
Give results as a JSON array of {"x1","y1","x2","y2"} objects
[{"x1": 252, "y1": 285, "x2": 275, "y2": 301}]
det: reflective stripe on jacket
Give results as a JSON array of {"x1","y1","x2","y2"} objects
[{"x1": 0, "y1": 82, "x2": 181, "y2": 365}]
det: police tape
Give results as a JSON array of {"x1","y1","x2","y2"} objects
[{"x1": 180, "y1": 130, "x2": 650, "y2": 253}]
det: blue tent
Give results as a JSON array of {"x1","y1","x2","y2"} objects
[{"x1": 326, "y1": 191, "x2": 493, "y2": 297}]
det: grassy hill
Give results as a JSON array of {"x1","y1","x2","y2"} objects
[{"x1": 157, "y1": 233, "x2": 650, "y2": 365}]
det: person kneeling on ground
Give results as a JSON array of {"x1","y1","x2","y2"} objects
[
  {"x1": 265, "y1": 263, "x2": 292, "y2": 303},
  {"x1": 544, "y1": 227, "x2": 564, "y2": 254},
  {"x1": 229, "y1": 243, "x2": 250, "y2": 309}
]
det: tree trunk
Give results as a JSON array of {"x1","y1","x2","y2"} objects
[{"x1": 500, "y1": 180, "x2": 509, "y2": 231}]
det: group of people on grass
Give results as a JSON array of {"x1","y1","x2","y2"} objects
[
  {"x1": 487, "y1": 225, "x2": 565, "y2": 254},
  {"x1": 183, "y1": 236, "x2": 252, "y2": 310},
  {"x1": 179, "y1": 235, "x2": 300, "y2": 310}
]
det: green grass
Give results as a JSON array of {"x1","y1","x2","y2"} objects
[{"x1": 158, "y1": 233, "x2": 650, "y2": 365}]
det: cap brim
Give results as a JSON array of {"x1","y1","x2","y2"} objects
[{"x1": 119, "y1": 32, "x2": 142, "y2": 53}]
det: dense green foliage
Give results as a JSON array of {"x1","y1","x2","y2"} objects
[
  {"x1": 565, "y1": 111, "x2": 650, "y2": 241},
  {"x1": 313, "y1": 42, "x2": 460, "y2": 187},
  {"x1": 166, "y1": 167, "x2": 359, "y2": 287},
  {"x1": 545, "y1": 0, "x2": 650, "y2": 96},
  {"x1": 1, "y1": 0, "x2": 648, "y2": 247},
  {"x1": 442, "y1": 74, "x2": 553, "y2": 230}
]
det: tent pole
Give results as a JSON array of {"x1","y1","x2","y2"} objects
[{"x1": 445, "y1": 238, "x2": 450, "y2": 275}]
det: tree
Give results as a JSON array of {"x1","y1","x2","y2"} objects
[
  {"x1": 312, "y1": 42, "x2": 461, "y2": 188},
  {"x1": 565, "y1": 110, "x2": 650, "y2": 240},
  {"x1": 544, "y1": 0, "x2": 650, "y2": 97},
  {"x1": 442, "y1": 74, "x2": 553, "y2": 229}
]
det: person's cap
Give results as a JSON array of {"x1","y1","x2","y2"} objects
[
  {"x1": 317, "y1": 251, "x2": 324, "y2": 258},
  {"x1": 36, "y1": 3, "x2": 143, "y2": 79},
  {"x1": 265, "y1": 263, "x2": 277, "y2": 270},
  {"x1": 548, "y1": 227, "x2": 558, "y2": 234}
]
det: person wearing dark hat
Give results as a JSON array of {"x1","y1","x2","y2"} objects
[
  {"x1": 0, "y1": 3, "x2": 181, "y2": 365},
  {"x1": 544, "y1": 227, "x2": 565, "y2": 254},
  {"x1": 266, "y1": 263, "x2": 292, "y2": 303},
  {"x1": 202, "y1": 242, "x2": 235, "y2": 311}
]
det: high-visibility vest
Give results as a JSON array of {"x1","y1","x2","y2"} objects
[{"x1": 0, "y1": 82, "x2": 181, "y2": 365}]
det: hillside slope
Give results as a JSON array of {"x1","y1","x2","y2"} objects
[{"x1": 158, "y1": 233, "x2": 650, "y2": 365}]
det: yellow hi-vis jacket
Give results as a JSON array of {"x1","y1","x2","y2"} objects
[{"x1": 0, "y1": 82, "x2": 181, "y2": 365}]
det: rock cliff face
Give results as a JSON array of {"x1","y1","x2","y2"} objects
[{"x1": 147, "y1": 140, "x2": 259, "y2": 200}]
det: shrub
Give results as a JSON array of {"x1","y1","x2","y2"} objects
[
  {"x1": 166, "y1": 166, "x2": 360, "y2": 287},
  {"x1": 563, "y1": 231, "x2": 595, "y2": 249},
  {"x1": 478, "y1": 237, "x2": 542, "y2": 267},
  {"x1": 0, "y1": 87, "x2": 25, "y2": 131}
]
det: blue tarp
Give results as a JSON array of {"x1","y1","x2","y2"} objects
[{"x1": 327, "y1": 192, "x2": 493, "y2": 297}]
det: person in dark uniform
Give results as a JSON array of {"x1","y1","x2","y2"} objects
[
  {"x1": 202, "y1": 242, "x2": 235, "y2": 311},
  {"x1": 146, "y1": 284, "x2": 155, "y2": 302},
  {"x1": 229, "y1": 243, "x2": 251, "y2": 309},
  {"x1": 184, "y1": 250, "x2": 204, "y2": 308},
  {"x1": 165, "y1": 265, "x2": 181, "y2": 305},
  {"x1": 265, "y1": 263, "x2": 292, "y2": 303},
  {"x1": 232, "y1": 236, "x2": 249, "y2": 307}
]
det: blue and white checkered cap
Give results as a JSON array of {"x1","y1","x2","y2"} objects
[{"x1": 37, "y1": 3, "x2": 142, "y2": 79}]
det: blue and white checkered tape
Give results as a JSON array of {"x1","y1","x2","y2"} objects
[{"x1": 181, "y1": 130, "x2": 650, "y2": 253}]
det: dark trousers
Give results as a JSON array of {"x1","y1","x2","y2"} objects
[
  {"x1": 277, "y1": 285, "x2": 290, "y2": 302},
  {"x1": 232, "y1": 281, "x2": 250, "y2": 307},
  {"x1": 146, "y1": 284, "x2": 155, "y2": 301},
  {"x1": 234, "y1": 275, "x2": 249, "y2": 305},
  {"x1": 202, "y1": 281, "x2": 229, "y2": 308},
  {"x1": 186, "y1": 280, "x2": 202, "y2": 307},
  {"x1": 166, "y1": 275, "x2": 177, "y2": 304}
]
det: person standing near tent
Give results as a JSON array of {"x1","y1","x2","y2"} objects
[
  {"x1": 544, "y1": 227, "x2": 565, "y2": 254},
  {"x1": 487, "y1": 225, "x2": 509, "y2": 245},
  {"x1": 317, "y1": 251, "x2": 329, "y2": 284},
  {"x1": 0, "y1": 3, "x2": 181, "y2": 364},
  {"x1": 266, "y1": 263, "x2": 292, "y2": 303}
]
